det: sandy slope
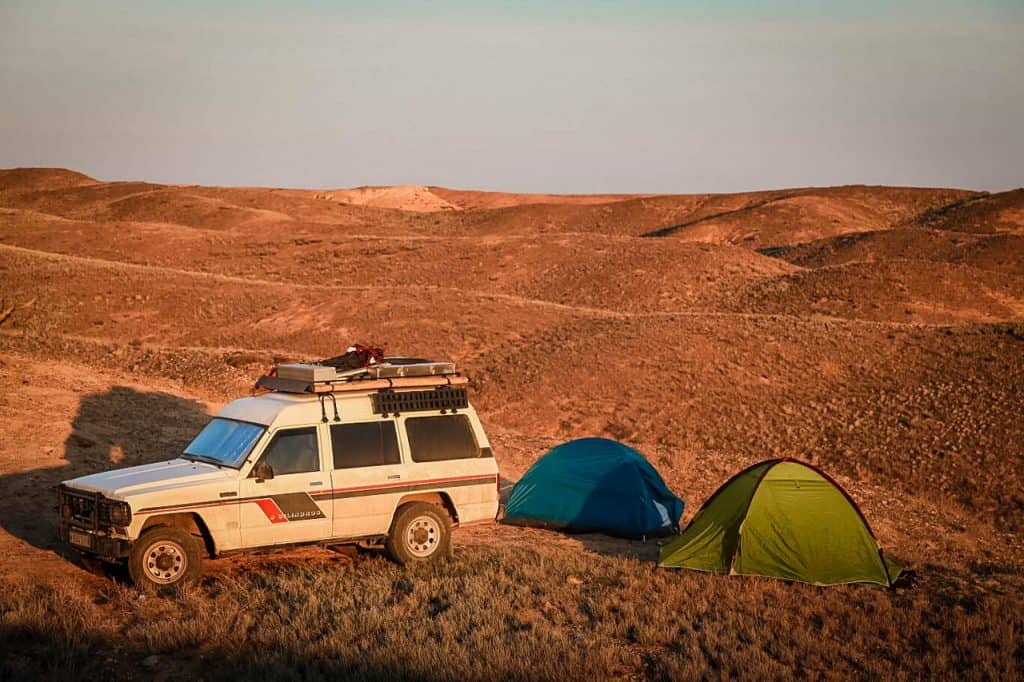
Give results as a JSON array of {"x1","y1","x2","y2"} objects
[{"x1": 322, "y1": 185, "x2": 460, "y2": 212}]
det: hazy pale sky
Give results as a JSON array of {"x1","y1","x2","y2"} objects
[{"x1": 1, "y1": 1, "x2": 1022, "y2": 192}]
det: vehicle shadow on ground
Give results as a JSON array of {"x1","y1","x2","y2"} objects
[{"x1": 0, "y1": 386, "x2": 209, "y2": 561}]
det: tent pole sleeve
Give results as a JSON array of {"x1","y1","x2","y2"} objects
[{"x1": 727, "y1": 462, "x2": 776, "y2": 575}]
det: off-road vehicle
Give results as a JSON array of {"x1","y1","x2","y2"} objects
[{"x1": 58, "y1": 358, "x2": 499, "y2": 590}]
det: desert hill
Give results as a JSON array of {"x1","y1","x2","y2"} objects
[
  {"x1": 911, "y1": 188, "x2": 1024, "y2": 235},
  {"x1": 428, "y1": 186, "x2": 645, "y2": 210},
  {"x1": 771, "y1": 227, "x2": 1024, "y2": 277},
  {"x1": 1, "y1": 168, "x2": 1022, "y2": 679},
  {"x1": 643, "y1": 186, "x2": 979, "y2": 247},
  {"x1": 0, "y1": 167, "x2": 97, "y2": 191}
]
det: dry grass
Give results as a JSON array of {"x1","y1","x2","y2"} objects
[{"x1": 2, "y1": 545, "x2": 1021, "y2": 681}]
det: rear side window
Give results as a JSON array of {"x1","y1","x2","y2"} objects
[
  {"x1": 405, "y1": 415, "x2": 481, "y2": 462},
  {"x1": 257, "y1": 427, "x2": 320, "y2": 476},
  {"x1": 331, "y1": 421, "x2": 401, "y2": 469}
]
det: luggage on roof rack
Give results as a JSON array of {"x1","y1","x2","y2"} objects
[
  {"x1": 367, "y1": 359, "x2": 457, "y2": 379},
  {"x1": 255, "y1": 358, "x2": 464, "y2": 395},
  {"x1": 275, "y1": 360, "x2": 456, "y2": 384}
]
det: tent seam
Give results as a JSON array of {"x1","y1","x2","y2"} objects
[{"x1": 728, "y1": 459, "x2": 779, "y2": 575}]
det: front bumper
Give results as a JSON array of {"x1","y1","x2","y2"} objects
[
  {"x1": 58, "y1": 526, "x2": 132, "y2": 559},
  {"x1": 57, "y1": 485, "x2": 132, "y2": 559}
]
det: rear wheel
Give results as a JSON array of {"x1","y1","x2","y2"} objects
[
  {"x1": 386, "y1": 502, "x2": 451, "y2": 565},
  {"x1": 128, "y1": 526, "x2": 202, "y2": 592}
]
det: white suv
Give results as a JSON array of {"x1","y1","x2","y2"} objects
[{"x1": 58, "y1": 361, "x2": 499, "y2": 590}]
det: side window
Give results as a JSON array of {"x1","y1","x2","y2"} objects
[
  {"x1": 405, "y1": 415, "x2": 481, "y2": 463},
  {"x1": 331, "y1": 421, "x2": 401, "y2": 469},
  {"x1": 255, "y1": 427, "x2": 320, "y2": 476}
]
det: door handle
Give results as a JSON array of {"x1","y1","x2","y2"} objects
[
  {"x1": 387, "y1": 475, "x2": 401, "y2": 480},
  {"x1": 310, "y1": 481, "x2": 323, "y2": 487}
]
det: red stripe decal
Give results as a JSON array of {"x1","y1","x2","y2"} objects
[
  {"x1": 136, "y1": 474, "x2": 497, "y2": 516},
  {"x1": 255, "y1": 498, "x2": 288, "y2": 524},
  {"x1": 136, "y1": 500, "x2": 237, "y2": 515}
]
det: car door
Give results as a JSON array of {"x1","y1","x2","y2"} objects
[
  {"x1": 327, "y1": 419, "x2": 406, "y2": 538},
  {"x1": 238, "y1": 424, "x2": 332, "y2": 547}
]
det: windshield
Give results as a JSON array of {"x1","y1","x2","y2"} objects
[{"x1": 183, "y1": 419, "x2": 265, "y2": 468}]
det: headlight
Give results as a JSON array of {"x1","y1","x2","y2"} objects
[{"x1": 100, "y1": 499, "x2": 132, "y2": 526}]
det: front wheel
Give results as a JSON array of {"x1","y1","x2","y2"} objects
[
  {"x1": 128, "y1": 526, "x2": 202, "y2": 591},
  {"x1": 386, "y1": 502, "x2": 451, "y2": 565}
]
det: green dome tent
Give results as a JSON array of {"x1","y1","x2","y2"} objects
[{"x1": 658, "y1": 459, "x2": 901, "y2": 587}]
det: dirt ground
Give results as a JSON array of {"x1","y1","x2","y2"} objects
[{"x1": 0, "y1": 168, "x2": 1022, "y2": 679}]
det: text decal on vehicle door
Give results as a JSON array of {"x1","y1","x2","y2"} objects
[{"x1": 258, "y1": 493, "x2": 327, "y2": 523}]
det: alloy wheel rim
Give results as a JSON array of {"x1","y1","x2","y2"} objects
[
  {"x1": 144, "y1": 540, "x2": 187, "y2": 584},
  {"x1": 406, "y1": 516, "x2": 440, "y2": 557}
]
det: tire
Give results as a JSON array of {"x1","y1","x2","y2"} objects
[
  {"x1": 386, "y1": 502, "x2": 451, "y2": 565},
  {"x1": 128, "y1": 526, "x2": 202, "y2": 592}
]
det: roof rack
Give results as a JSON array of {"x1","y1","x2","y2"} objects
[
  {"x1": 255, "y1": 358, "x2": 467, "y2": 395},
  {"x1": 373, "y1": 385, "x2": 468, "y2": 417}
]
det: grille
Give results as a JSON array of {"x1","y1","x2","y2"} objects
[
  {"x1": 60, "y1": 487, "x2": 100, "y2": 529},
  {"x1": 372, "y1": 387, "x2": 468, "y2": 416}
]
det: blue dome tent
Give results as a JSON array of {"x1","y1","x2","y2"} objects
[{"x1": 503, "y1": 438, "x2": 684, "y2": 538}]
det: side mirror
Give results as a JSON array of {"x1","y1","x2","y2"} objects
[{"x1": 253, "y1": 462, "x2": 275, "y2": 482}]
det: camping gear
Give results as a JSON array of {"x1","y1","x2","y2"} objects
[
  {"x1": 276, "y1": 363, "x2": 342, "y2": 382},
  {"x1": 504, "y1": 437, "x2": 684, "y2": 538},
  {"x1": 257, "y1": 356, "x2": 462, "y2": 395},
  {"x1": 274, "y1": 360, "x2": 456, "y2": 384},
  {"x1": 321, "y1": 344, "x2": 385, "y2": 370},
  {"x1": 658, "y1": 459, "x2": 901, "y2": 588}
]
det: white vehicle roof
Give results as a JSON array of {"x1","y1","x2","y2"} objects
[
  {"x1": 216, "y1": 392, "x2": 373, "y2": 427},
  {"x1": 217, "y1": 393, "x2": 311, "y2": 426}
]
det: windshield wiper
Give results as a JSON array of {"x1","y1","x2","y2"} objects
[{"x1": 182, "y1": 454, "x2": 227, "y2": 469}]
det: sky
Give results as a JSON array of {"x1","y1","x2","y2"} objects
[{"x1": 1, "y1": 1, "x2": 1022, "y2": 193}]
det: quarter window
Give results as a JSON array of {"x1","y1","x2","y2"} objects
[
  {"x1": 256, "y1": 427, "x2": 319, "y2": 476},
  {"x1": 405, "y1": 415, "x2": 480, "y2": 462},
  {"x1": 331, "y1": 421, "x2": 401, "y2": 469}
]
